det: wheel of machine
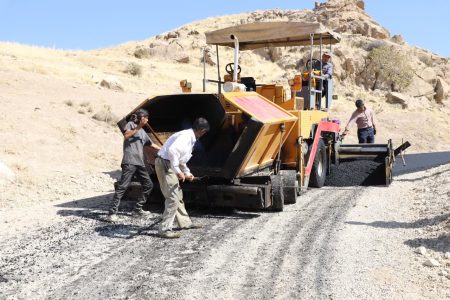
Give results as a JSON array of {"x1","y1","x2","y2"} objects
[
  {"x1": 309, "y1": 139, "x2": 327, "y2": 188},
  {"x1": 280, "y1": 170, "x2": 297, "y2": 204},
  {"x1": 306, "y1": 58, "x2": 321, "y2": 70},
  {"x1": 270, "y1": 174, "x2": 284, "y2": 211}
]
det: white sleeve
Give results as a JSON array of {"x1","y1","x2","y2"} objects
[{"x1": 167, "y1": 133, "x2": 188, "y2": 174}]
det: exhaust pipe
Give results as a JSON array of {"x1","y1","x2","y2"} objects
[{"x1": 230, "y1": 34, "x2": 239, "y2": 82}]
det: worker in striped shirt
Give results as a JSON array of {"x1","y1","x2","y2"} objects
[{"x1": 342, "y1": 99, "x2": 377, "y2": 144}]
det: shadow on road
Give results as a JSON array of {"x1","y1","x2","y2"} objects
[
  {"x1": 346, "y1": 213, "x2": 450, "y2": 229},
  {"x1": 393, "y1": 151, "x2": 450, "y2": 176},
  {"x1": 55, "y1": 193, "x2": 113, "y2": 209},
  {"x1": 395, "y1": 168, "x2": 449, "y2": 182},
  {"x1": 55, "y1": 193, "x2": 260, "y2": 240},
  {"x1": 94, "y1": 219, "x2": 161, "y2": 239},
  {"x1": 404, "y1": 235, "x2": 450, "y2": 253}
]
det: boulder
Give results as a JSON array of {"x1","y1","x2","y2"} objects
[
  {"x1": 333, "y1": 48, "x2": 345, "y2": 58},
  {"x1": 268, "y1": 47, "x2": 282, "y2": 62},
  {"x1": 434, "y1": 77, "x2": 449, "y2": 104},
  {"x1": 278, "y1": 56, "x2": 298, "y2": 69},
  {"x1": 165, "y1": 31, "x2": 179, "y2": 40},
  {"x1": 405, "y1": 77, "x2": 435, "y2": 100},
  {"x1": 0, "y1": 161, "x2": 15, "y2": 182},
  {"x1": 356, "y1": 0, "x2": 365, "y2": 10},
  {"x1": 370, "y1": 26, "x2": 389, "y2": 39},
  {"x1": 175, "y1": 54, "x2": 190, "y2": 64},
  {"x1": 391, "y1": 34, "x2": 405, "y2": 45},
  {"x1": 423, "y1": 258, "x2": 441, "y2": 267},
  {"x1": 133, "y1": 46, "x2": 151, "y2": 59},
  {"x1": 415, "y1": 246, "x2": 427, "y2": 255},
  {"x1": 343, "y1": 58, "x2": 355, "y2": 74},
  {"x1": 417, "y1": 67, "x2": 437, "y2": 84},
  {"x1": 386, "y1": 92, "x2": 413, "y2": 109},
  {"x1": 201, "y1": 48, "x2": 216, "y2": 66},
  {"x1": 100, "y1": 76, "x2": 124, "y2": 91},
  {"x1": 187, "y1": 30, "x2": 199, "y2": 36}
]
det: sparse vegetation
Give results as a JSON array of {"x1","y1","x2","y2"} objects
[
  {"x1": 365, "y1": 45, "x2": 414, "y2": 91},
  {"x1": 133, "y1": 46, "x2": 151, "y2": 59},
  {"x1": 79, "y1": 101, "x2": 93, "y2": 113},
  {"x1": 124, "y1": 62, "x2": 143, "y2": 77},
  {"x1": 418, "y1": 53, "x2": 434, "y2": 67},
  {"x1": 92, "y1": 104, "x2": 119, "y2": 125},
  {"x1": 364, "y1": 40, "x2": 387, "y2": 51},
  {"x1": 64, "y1": 100, "x2": 74, "y2": 107}
]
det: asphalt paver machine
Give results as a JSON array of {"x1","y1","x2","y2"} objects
[{"x1": 117, "y1": 22, "x2": 410, "y2": 211}]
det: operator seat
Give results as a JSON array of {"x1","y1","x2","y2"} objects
[{"x1": 240, "y1": 77, "x2": 256, "y2": 92}]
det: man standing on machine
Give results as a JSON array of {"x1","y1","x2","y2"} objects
[{"x1": 312, "y1": 51, "x2": 333, "y2": 109}]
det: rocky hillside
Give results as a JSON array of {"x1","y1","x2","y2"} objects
[{"x1": 0, "y1": 0, "x2": 449, "y2": 207}]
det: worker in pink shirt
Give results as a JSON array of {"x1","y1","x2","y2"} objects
[{"x1": 342, "y1": 99, "x2": 377, "y2": 143}]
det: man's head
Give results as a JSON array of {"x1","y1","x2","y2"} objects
[
  {"x1": 131, "y1": 108, "x2": 149, "y2": 124},
  {"x1": 355, "y1": 99, "x2": 365, "y2": 111},
  {"x1": 192, "y1": 117, "x2": 210, "y2": 138},
  {"x1": 322, "y1": 51, "x2": 331, "y2": 63},
  {"x1": 135, "y1": 108, "x2": 149, "y2": 118}
]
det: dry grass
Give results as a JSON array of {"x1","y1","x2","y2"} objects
[
  {"x1": 133, "y1": 46, "x2": 152, "y2": 59},
  {"x1": 92, "y1": 104, "x2": 119, "y2": 125},
  {"x1": 64, "y1": 99, "x2": 74, "y2": 106},
  {"x1": 123, "y1": 62, "x2": 143, "y2": 77}
]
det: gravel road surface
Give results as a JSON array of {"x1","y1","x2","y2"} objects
[{"x1": 0, "y1": 153, "x2": 449, "y2": 300}]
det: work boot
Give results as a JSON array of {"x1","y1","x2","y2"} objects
[
  {"x1": 157, "y1": 231, "x2": 181, "y2": 239},
  {"x1": 106, "y1": 214, "x2": 119, "y2": 223},
  {"x1": 132, "y1": 209, "x2": 152, "y2": 218}
]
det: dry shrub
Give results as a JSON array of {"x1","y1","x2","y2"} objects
[
  {"x1": 363, "y1": 40, "x2": 387, "y2": 51},
  {"x1": 366, "y1": 45, "x2": 413, "y2": 91},
  {"x1": 134, "y1": 46, "x2": 152, "y2": 59},
  {"x1": 92, "y1": 105, "x2": 119, "y2": 125},
  {"x1": 64, "y1": 99, "x2": 74, "y2": 107},
  {"x1": 418, "y1": 53, "x2": 434, "y2": 67},
  {"x1": 79, "y1": 101, "x2": 93, "y2": 113},
  {"x1": 124, "y1": 62, "x2": 143, "y2": 77}
]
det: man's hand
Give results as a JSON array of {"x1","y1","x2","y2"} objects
[
  {"x1": 185, "y1": 174, "x2": 194, "y2": 182},
  {"x1": 176, "y1": 172, "x2": 185, "y2": 182}
]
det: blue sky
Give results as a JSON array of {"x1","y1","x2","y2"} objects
[{"x1": 0, "y1": 0, "x2": 449, "y2": 57}]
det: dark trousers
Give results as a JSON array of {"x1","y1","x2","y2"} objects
[
  {"x1": 357, "y1": 127, "x2": 375, "y2": 144},
  {"x1": 110, "y1": 164, "x2": 153, "y2": 214}
]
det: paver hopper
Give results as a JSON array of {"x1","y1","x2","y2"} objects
[{"x1": 117, "y1": 92, "x2": 297, "y2": 210}]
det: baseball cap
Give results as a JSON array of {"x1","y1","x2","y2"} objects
[{"x1": 323, "y1": 51, "x2": 332, "y2": 57}]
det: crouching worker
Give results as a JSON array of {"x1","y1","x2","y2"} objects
[
  {"x1": 155, "y1": 117, "x2": 210, "y2": 239},
  {"x1": 108, "y1": 108, "x2": 160, "y2": 222}
]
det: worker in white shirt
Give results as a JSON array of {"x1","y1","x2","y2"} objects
[{"x1": 155, "y1": 117, "x2": 210, "y2": 239}]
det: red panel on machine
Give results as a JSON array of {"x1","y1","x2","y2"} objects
[{"x1": 233, "y1": 95, "x2": 292, "y2": 121}]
